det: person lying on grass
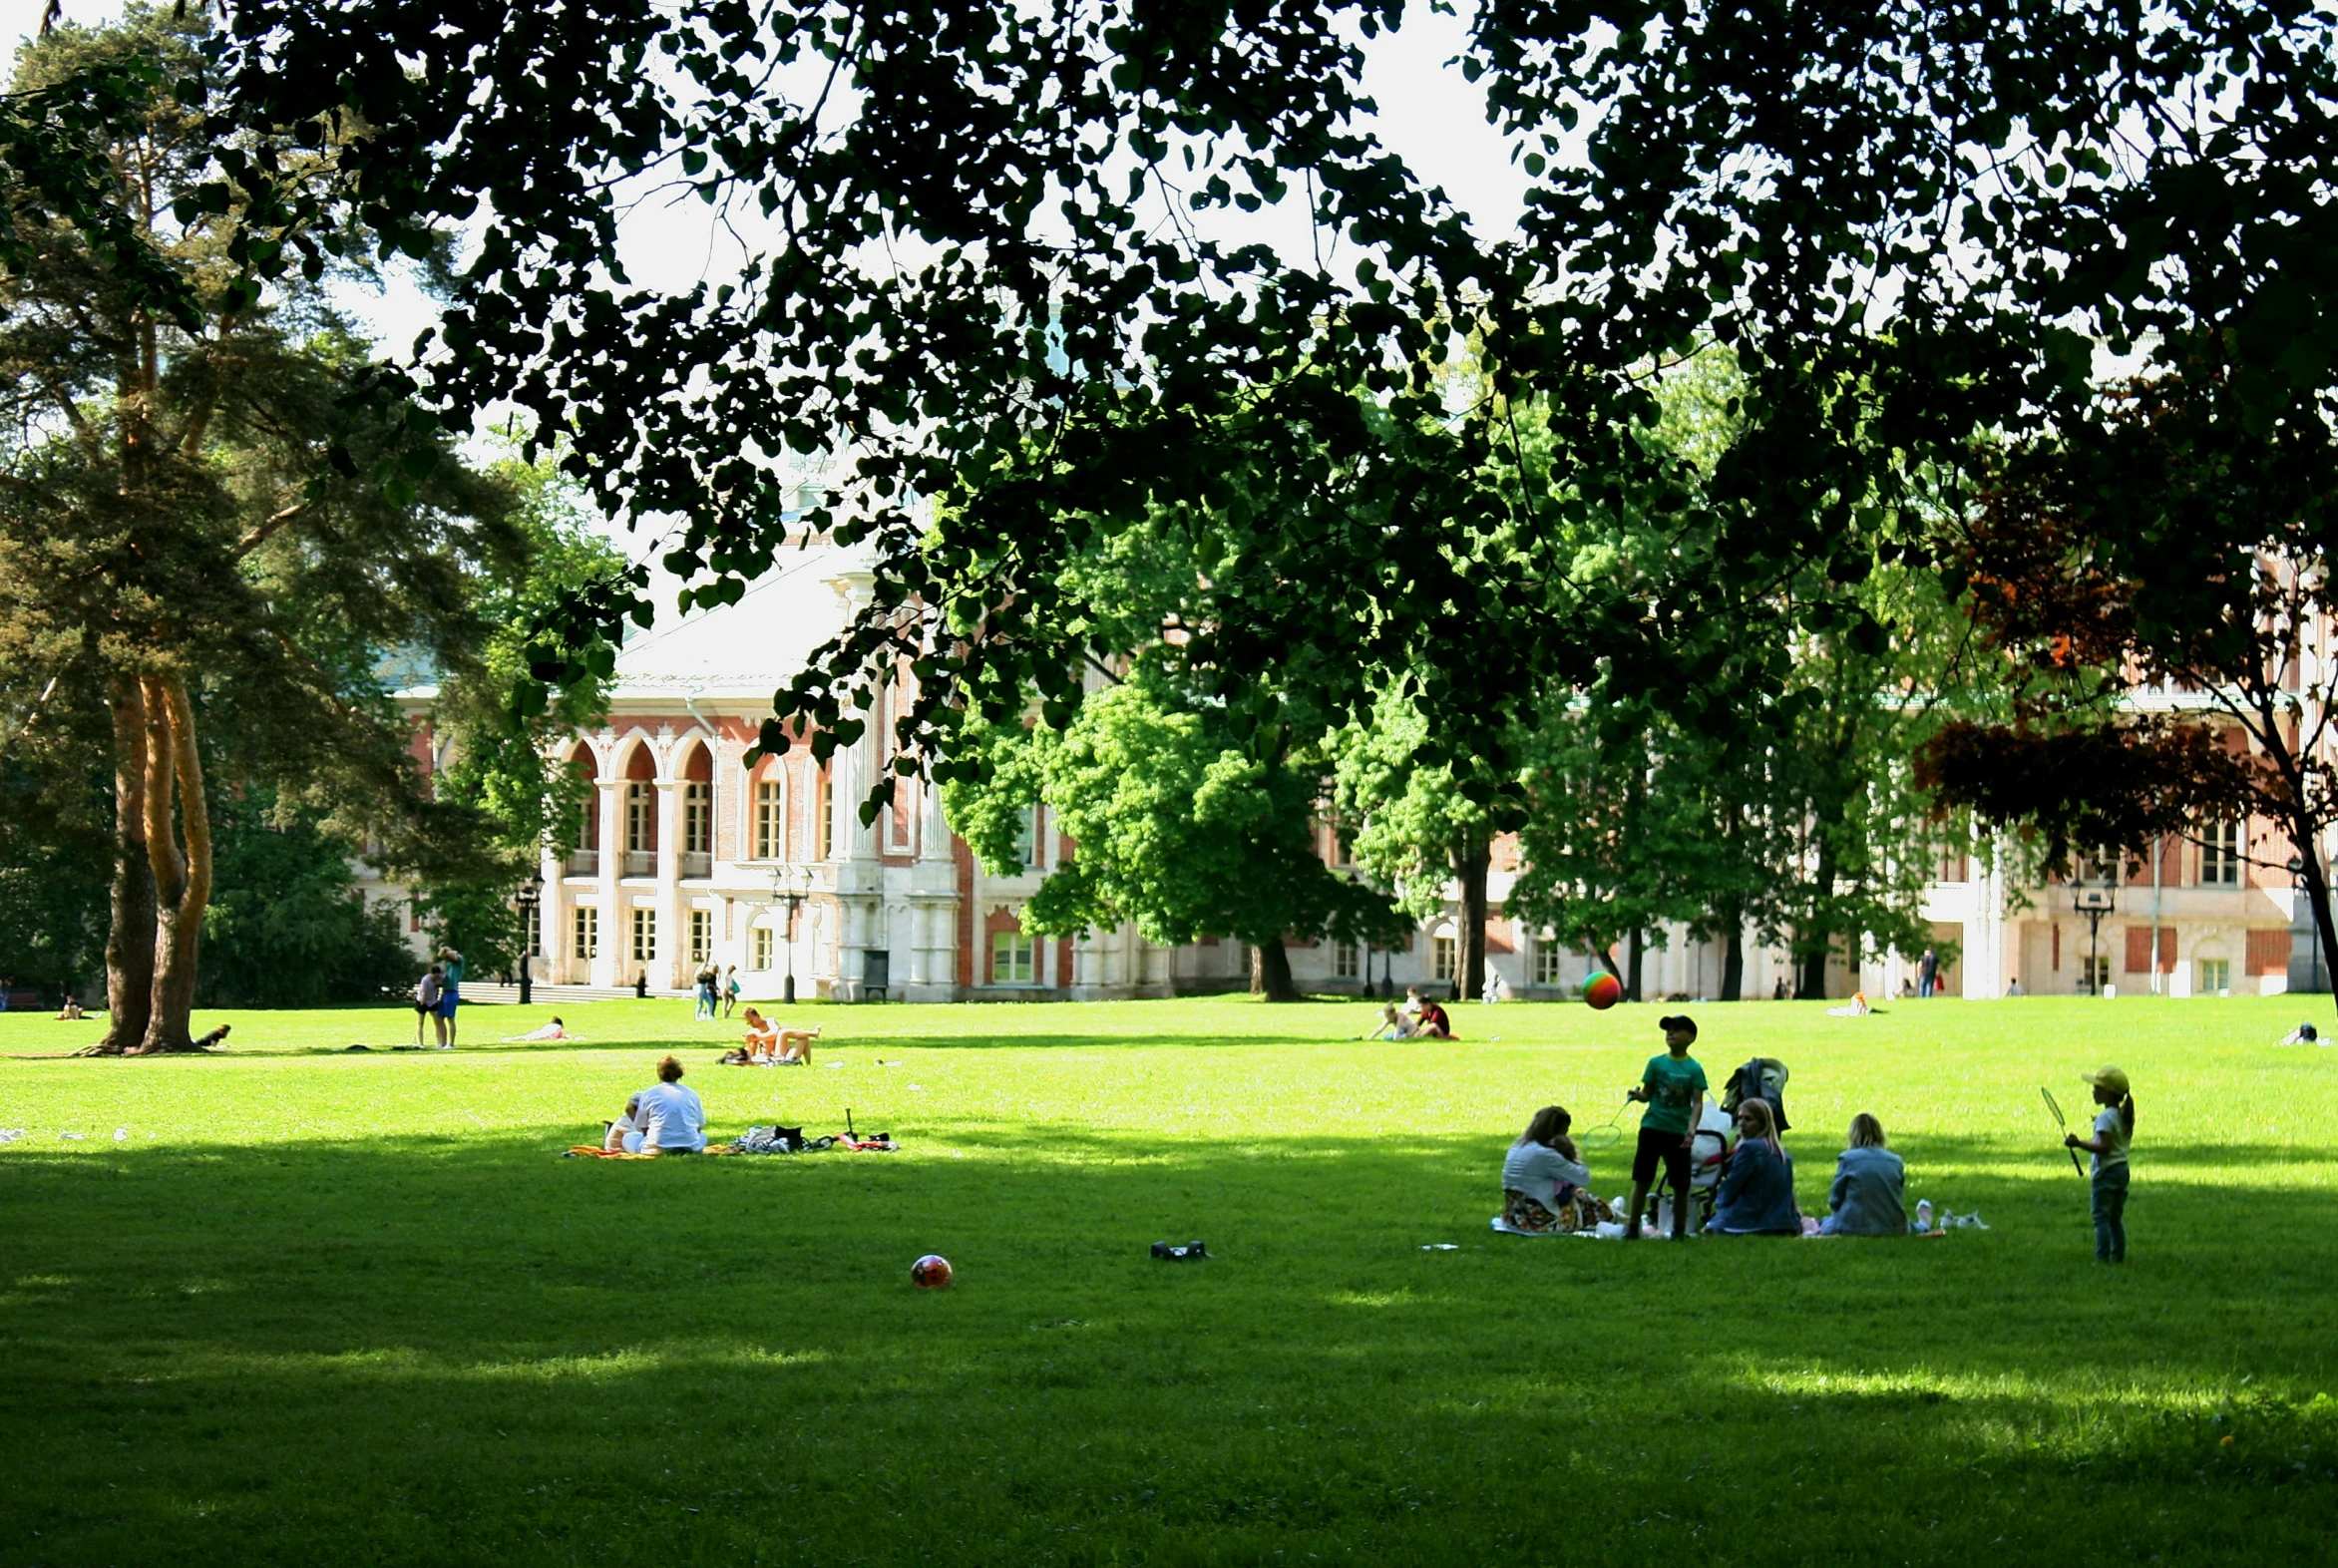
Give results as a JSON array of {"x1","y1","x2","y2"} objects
[
  {"x1": 633, "y1": 1055, "x2": 707, "y2": 1154},
  {"x1": 1501, "y1": 1105, "x2": 1614, "y2": 1233},
  {"x1": 1364, "y1": 1004, "x2": 1415, "y2": 1040},
  {"x1": 503, "y1": 1017, "x2": 581, "y2": 1042},
  {"x1": 1709, "y1": 1098, "x2": 1800, "y2": 1235},
  {"x1": 1818, "y1": 1113, "x2": 1906, "y2": 1236}
]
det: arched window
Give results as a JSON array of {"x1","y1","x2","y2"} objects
[
  {"x1": 752, "y1": 759, "x2": 787, "y2": 861},
  {"x1": 622, "y1": 743, "x2": 656, "y2": 874},
  {"x1": 680, "y1": 742, "x2": 714, "y2": 874}
]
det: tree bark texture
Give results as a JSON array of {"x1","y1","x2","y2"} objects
[
  {"x1": 96, "y1": 676, "x2": 156, "y2": 1055},
  {"x1": 1453, "y1": 836, "x2": 1490, "y2": 1002},
  {"x1": 1796, "y1": 841, "x2": 1840, "y2": 999},
  {"x1": 1626, "y1": 928, "x2": 1645, "y2": 1002},
  {"x1": 1721, "y1": 925, "x2": 1746, "y2": 1004},
  {"x1": 135, "y1": 673, "x2": 211, "y2": 1054},
  {"x1": 1251, "y1": 938, "x2": 1301, "y2": 1002}
]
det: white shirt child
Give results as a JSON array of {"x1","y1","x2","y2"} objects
[{"x1": 2091, "y1": 1105, "x2": 2131, "y2": 1174}]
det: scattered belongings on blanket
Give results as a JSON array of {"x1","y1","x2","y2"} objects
[{"x1": 1150, "y1": 1240, "x2": 1209, "y2": 1261}]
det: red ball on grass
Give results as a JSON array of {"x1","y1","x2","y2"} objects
[{"x1": 911, "y1": 1254, "x2": 954, "y2": 1289}]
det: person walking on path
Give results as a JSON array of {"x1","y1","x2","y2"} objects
[
  {"x1": 1917, "y1": 948, "x2": 1939, "y2": 998},
  {"x1": 1623, "y1": 1013, "x2": 1708, "y2": 1241},
  {"x1": 722, "y1": 966, "x2": 740, "y2": 1017},
  {"x1": 693, "y1": 966, "x2": 718, "y2": 1020},
  {"x1": 2065, "y1": 1066, "x2": 2136, "y2": 1263}
]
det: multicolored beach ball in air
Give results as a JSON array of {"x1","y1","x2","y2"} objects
[{"x1": 1584, "y1": 973, "x2": 1624, "y2": 1010}]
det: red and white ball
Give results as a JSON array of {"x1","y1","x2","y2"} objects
[{"x1": 911, "y1": 1254, "x2": 954, "y2": 1289}]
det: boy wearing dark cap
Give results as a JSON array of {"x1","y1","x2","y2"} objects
[{"x1": 1624, "y1": 1013, "x2": 1708, "y2": 1240}]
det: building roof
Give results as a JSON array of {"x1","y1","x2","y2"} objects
[{"x1": 601, "y1": 540, "x2": 866, "y2": 700}]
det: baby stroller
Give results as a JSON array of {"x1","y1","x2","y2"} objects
[
  {"x1": 1722, "y1": 1055, "x2": 1790, "y2": 1130},
  {"x1": 1647, "y1": 1104, "x2": 1735, "y2": 1234}
]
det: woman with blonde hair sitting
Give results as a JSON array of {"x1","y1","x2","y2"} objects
[
  {"x1": 736, "y1": 1006, "x2": 818, "y2": 1064},
  {"x1": 1500, "y1": 1105, "x2": 1614, "y2": 1233},
  {"x1": 1709, "y1": 1098, "x2": 1801, "y2": 1235},
  {"x1": 1819, "y1": 1112, "x2": 1908, "y2": 1236}
]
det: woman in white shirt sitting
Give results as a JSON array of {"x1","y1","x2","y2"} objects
[
  {"x1": 1502, "y1": 1105, "x2": 1614, "y2": 1233},
  {"x1": 630, "y1": 1055, "x2": 708, "y2": 1154}
]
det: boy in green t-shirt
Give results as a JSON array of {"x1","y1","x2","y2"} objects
[{"x1": 1623, "y1": 1013, "x2": 1708, "y2": 1240}]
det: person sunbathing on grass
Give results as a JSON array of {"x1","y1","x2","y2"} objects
[
  {"x1": 503, "y1": 1017, "x2": 580, "y2": 1042},
  {"x1": 737, "y1": 1007, "x2": 818, "y2": 1065}
]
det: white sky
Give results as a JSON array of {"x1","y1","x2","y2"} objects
[{"x1": 8, "y1": 0, "x2": 1529, "y2": 359}]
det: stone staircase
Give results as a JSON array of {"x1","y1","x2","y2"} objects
[{"x1": 457, "y1": 981, "x2": 693, "y2": 1005}]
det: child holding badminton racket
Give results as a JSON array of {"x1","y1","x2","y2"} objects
[
  {"x1": 1623, "y1": 1014, "x2": 1708, "y2": 1240},
  {"x1": 2064, "y1": 1067, "x2": 2136, "y2": 1263}
]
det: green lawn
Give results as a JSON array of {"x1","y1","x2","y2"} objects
[{"x1": 1, "y1": 993, "x2": 2332, "y2": 1565}]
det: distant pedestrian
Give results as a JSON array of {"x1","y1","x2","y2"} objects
[
  {"x1": 722, "y1": 966, "x2": 740, "y2": 1017},
  {"x1": 1481, "y1": 970, "x2": 1506, "y2": 1005},
  {"x1": 694, "y1": 965, "x2": 718, "y2": 1020},
  {"x1": 414, "y1": 965, "x2": 445, "y2": 1047},
  {"x1": 1917, "y1": 948, "x2": 1939, "y2": 999},
  {"x1": 2064, "y1": 1067, "x2": 2136, "y2": 1263},
  {"x1": 1772, "y1": 977, "x2": 1789, "y2": 1001},
  {"x1": 437, "y1": 948, "x2": 465, "y2": 1047}
]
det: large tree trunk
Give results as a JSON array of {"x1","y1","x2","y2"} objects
[
  {"x1": 1453, "y1": 835, "x2": 1490, "y2": 1001},
  {"x1": 1625, "y1": 928, "x2": 1645, "y2": 1002},
  {"x1": 1250, "y1": 938, "x2": 1301, "y2": 1002},
  {"x1": 1721, "y1": 919, "x2": 1746, "y2": 1003},
  {"x1": 1795, "y1": 839, "x2": 1839, "y2": 999},
  {"x1": 96, "y1": 676, "x2": 156, "y2": 1055},
  {"x1": 135, "y1": 674, "x2": 211, "y2": 1054}
]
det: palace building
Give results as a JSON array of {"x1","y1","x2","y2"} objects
[{"x1": 367, "y1": 534, "x2": 2321, "y2": 1002}]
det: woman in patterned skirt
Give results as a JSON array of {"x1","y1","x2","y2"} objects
[{"x1": 1502, "y1": 1105, "x2": 1615, "y2": 1233}]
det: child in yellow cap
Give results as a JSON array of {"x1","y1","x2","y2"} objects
[{"x1": 2064, "y1": 1067, "x2": 2135, "y2": 1263}]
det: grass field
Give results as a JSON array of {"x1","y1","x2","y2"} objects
[{"x1": 2, "y1": 992, "x2": 2334, "y2": 1566}]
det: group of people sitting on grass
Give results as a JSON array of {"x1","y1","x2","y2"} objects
[
  {"x1": 1500, "y1": 1012, "x2": 1910, "y2": 1239},
  {"x1": 602, "y1": 1054, "x2": 709, "y2": 1155},
  {"x1": 1364, "y1": 986, "x2": 1455, "y2": 1040},
  {"x1": 718, "y1": 1007, "x2": 820, "y2": 1066}
]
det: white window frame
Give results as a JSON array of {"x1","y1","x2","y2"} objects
[
  {"x1": 2199, "y1": 821, "x2": 2242, "y2": 888},
  {"x1": 682, "y1": 780, "x2": 711, "y2": 855},
  {"x1": 1533, "y1": 940, "x2": 1566, "y2": 986},
  {"x1": 753, "y1": 777, "x2": 785, "y2": 861},
  {"x1": 572, "y1": 906, "x2": 598, "y2": 961},
  {"x1": 688, "y1": 908, "x2": 713, "y2": 965},
  {"x1": 630, "y1": 907, "x2": 657, "y2": 964},
  {"x1": 991, "y1": 928, "x2": 1037, "y2": 984},
  {"x1": 751, "y1": 925, "x2": 775, "y2": 971},
  {"x1": 1431, "y1": 933, "x2": 1458, "y2": 984}
]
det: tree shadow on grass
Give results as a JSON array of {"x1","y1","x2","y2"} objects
[{"x1": 1, "y1": 1126, "x2": 2332, "y2": 1565}]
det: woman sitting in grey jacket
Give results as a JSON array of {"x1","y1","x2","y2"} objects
[
  {"x1": 1501, "y1": 1105, "x2": 1613, "y2": 1233},
  {"x1": 1819, "y1": 1113, "x2": 1908, "y2": 1235},
  {"x1": 1709, "y1": 1098, "x2": 1800, "y2": 1235}
]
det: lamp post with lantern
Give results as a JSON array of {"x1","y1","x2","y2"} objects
[
  {"x1": 2072, "y1": 859, "x2": 2117, "y2": 996},
  {"x1": 514, "y1": 871, "x2": 544, "y2": 1006},
  {"x1": 772, "y1": 863, "x2": 810, "y2": 1005}
]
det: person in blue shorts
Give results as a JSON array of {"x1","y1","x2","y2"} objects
[
  {"x1": 435, "y1": 947, "x2": 465, "y2": 1048},
  {"x1": 1623, "y1": 1013, "x2": 1708, "y2": 1240}
]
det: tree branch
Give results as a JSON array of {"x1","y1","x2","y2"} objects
[{"x1": 230, "y1": 500, "x2": 309, "y2": 560}]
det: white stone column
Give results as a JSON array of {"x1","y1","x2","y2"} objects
[
  {"x1": 594, "y1": 775, "x2": 621, "y2": 987},
  {"x1": 656, "y1": 774, "x2": 683, "y2": 989}
]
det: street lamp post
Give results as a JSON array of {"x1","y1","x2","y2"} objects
[
  {"x1": 2073, "y1": 866, "x2": 2116, "y2": 996},
  {"x1": 773, "y1": 864, "x2": 810, "y2": 1005},
  {"x1": 514, "y1": 871, "x2": 544, "y2": 1007}
]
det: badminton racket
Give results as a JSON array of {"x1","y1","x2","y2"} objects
[
  {"x1": 2039, "y1": 1085, "x2": 2087, "y2": 1176},
  {"x1": 1577, "y1": 1095, "x2": 1631, "y2": 1152}
]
